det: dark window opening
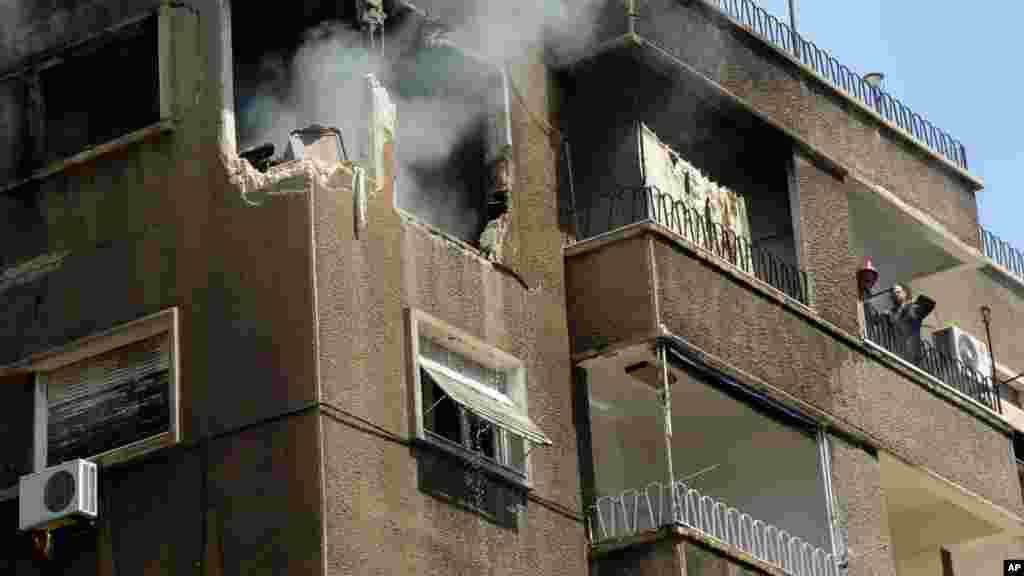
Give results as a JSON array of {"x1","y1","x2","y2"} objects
[
  {"x1": 466, "y1": 411, "x2": 497, "y2": 461},
  {"x1": 0, "y1": 13, "x2": 160, "y2": 188},
  {"x1": 422, "y1": 368, "x2": 461, "y2": 445},
  {"x1": 41, "y1": 16, "x2": 159, "y2": 163},
  {"x1": 0, "y1": 374, "x2": 36, "y2": 492}
]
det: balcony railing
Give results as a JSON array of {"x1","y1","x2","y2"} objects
[
  {"x1": 570, "y1": 186, "x2": 811, "y2": 304},
  {"x1": 590, "y1": 480, "x2": 838, "y2": 576},
  {"x1": 701, "y1": 0, "x2": 969, "y2": 171},
  {"x1": 980, "y1": 225, "x2": 1024, "y2": 284},
  {"x1": 864, "y1": 312, "x2": 1001, "y2": 413}
]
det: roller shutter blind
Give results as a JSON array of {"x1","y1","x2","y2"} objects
[{"x1": 44, "y1": 333, "x2": 170, "y2": 466}]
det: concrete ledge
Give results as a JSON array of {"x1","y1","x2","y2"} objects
[
  {"x1": 0, "y1": 119, "x2": 175, "y2": 196},
  {"x1": 592, "y1": 523, "x2": 791, "y2": 576}
]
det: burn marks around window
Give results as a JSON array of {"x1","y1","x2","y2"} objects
[
  {"x1": 0, "y1": 11, "x2": 161, "y2": 189},
  {"x1": 231, "y1": 2, "x2": 513, "y2": 247}
]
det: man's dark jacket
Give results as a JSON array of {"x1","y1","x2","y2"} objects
[{"x1": 887, "y1": 295, "x2": 936, "y2": 365}]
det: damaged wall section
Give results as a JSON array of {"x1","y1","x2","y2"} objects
[{"x1": 230, "y1": 1, "x2": 512, "y2": 249}]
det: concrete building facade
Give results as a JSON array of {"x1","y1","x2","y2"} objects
[{"x1": 0, "y1": 1, "x2": 1020, "y2": 575}]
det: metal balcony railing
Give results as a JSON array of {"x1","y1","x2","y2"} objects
[
  {"x1": 700, "y1": 0, "x2": 969, "y2": 171},
  {"x1": 980, "y1": 226, "x2": 1024, "y2": 284},
  {"x1": 570, "y1": 186, "x2": 811, "y2": 304},
  {"x1": 590, "y1": 480, "x2": 839, "y2": 576},
  {"x1": 864, "y1": 311, "x2": 1001, "y2": 413}
]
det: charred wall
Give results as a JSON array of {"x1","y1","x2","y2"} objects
[{"x1": 565, "y1": 51, "x2": 797, "y2": 266}]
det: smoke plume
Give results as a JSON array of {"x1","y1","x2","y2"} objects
[{"x1": 234, "y1": 0, "x2": 607, "y2": 241}]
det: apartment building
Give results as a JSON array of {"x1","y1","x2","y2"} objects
[{"x1": 0, "y1": 1, "x2": 1021, "y2": 575}]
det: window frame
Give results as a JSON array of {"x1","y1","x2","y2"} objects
[
  {"x1": 17, "y1": 308, "x2": 182, "y2": 473},
  {"x1": 407, "y1": 308, "x2": 543, "y2": 486},
  {"x1": 419, "y1": 359, "x2": 526, "y2": 476},
  {"x1": 0, "y1": 4, "x2": 179, "y2": 194}
]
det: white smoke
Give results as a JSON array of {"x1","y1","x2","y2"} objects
[{"x1": 234, "y1": 0, "x2": 608, "y2": 240}]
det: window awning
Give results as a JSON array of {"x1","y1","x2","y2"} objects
[{"x1": 422, "y1": 364, "x2": 552, "y2": 446}]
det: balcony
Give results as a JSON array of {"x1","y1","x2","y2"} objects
[
  {"x1": 591, "y1": 479, "x2": 838, "y2": 576},
  {"x1": 571, "y1": 185, "x2": 810, "y2": 304},
  {"x1": 583, "y1": 340, "x2": 836, "y2": 576},
  {"x1": 979, "y1": 225, "x2": 1024, "y2": 296},
  {"x1": 862, "y1": 306, "x2": 1001, "y2": 414}
]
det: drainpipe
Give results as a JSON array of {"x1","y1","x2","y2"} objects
[{"x1": 659, "y1": 343, "x2": 677, "y2": 522}]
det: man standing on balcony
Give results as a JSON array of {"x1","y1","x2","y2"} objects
[{"x1": 885, "y1": 283, "x2": 936, "y2": 366}]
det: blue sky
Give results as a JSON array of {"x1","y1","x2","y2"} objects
[{"x1": 756, "y1": 0, "x2": 1023, "y2": 251}]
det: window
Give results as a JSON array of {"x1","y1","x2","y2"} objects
[
  {"x1": 0, "y1": 7, "x2": 176, "y2": 189},
  {"x1": 26, "y1": 308, "x2": 180, "y2": 471},
  {"x1": 409, "y1": 309, "x2": 550, "y2": 483}
]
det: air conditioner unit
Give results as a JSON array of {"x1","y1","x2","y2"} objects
[
  {"x1": 19, "y1": 460, "x2": 98, "y2": 532},
  {"x1": 934, "y1": 326, "x2": 992, "y2": 379}
]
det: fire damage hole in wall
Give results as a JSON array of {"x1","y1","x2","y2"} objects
[{"x1": 230, "y1": 2, "x2": 503, "y2": 246}]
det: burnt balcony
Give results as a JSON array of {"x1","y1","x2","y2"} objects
[{"x1": 570, "y1": 185, "x2": 810, "y2": 305}]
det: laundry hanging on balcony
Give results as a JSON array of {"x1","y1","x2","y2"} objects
[{"x1": 638, "y1": 123, "x2": 753, "y2": 268}]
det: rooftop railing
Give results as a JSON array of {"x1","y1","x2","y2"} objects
[
  {"x1": 590, "y1": 479, "x2": 839, "y2": 576},
  {"x1": 570, "y1": 186, "x2": 811, "y2": 304},
  {"x1": 980, "y1": 226, "x2": 1024, "y2": 284},
  {"x1": 701, "y1": 0, "x2": 969, "y2": 171},
  {"x1": 863, "y1": 310, "x2": 1001, "y2": 413}
]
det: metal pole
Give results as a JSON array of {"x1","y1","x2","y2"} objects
[
  {"x1": 787, "y1": 0, "x2": 800, "y2": 60},
  {"x1": 981, "y1": 306, "x2": 1001, "y2": 412},
  {"x1": 659, "y1": 344, "x2": 677, "y2": 523}
]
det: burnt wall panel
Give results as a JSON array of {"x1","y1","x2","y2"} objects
[
  {"x1": 643, "y1": 232, "x2": 1023, "y2": 514},
  {"x1": 567, "y1": 234, "x2": 657, "y2": 355},
  {"x1": 0, "y1": 0, "x2": 161, "y2": 70},
  {"x1": 0, "y1": 2, "x2": 219, "y2": 450},
  {"x1": 629, "y1": 0, "x2": 979, "y2": 246},
  {"x1": 0, "y1": 374, "x2": 35, "y2": 492}
]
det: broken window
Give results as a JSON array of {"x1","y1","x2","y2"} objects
[
  {"x1": 0, "y1": 12, "x2": 163, "y2": 188},
  {"x1": 230, "y1": 3, "x2": 511, "y2": 246}
]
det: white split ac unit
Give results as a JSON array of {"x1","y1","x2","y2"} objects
[
  {"x1": 19, "y1": 459, "x2": 98, "y2": 532},
  {"x1": 934, "y1": 326, "x2": 992, "y2": 380}
]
